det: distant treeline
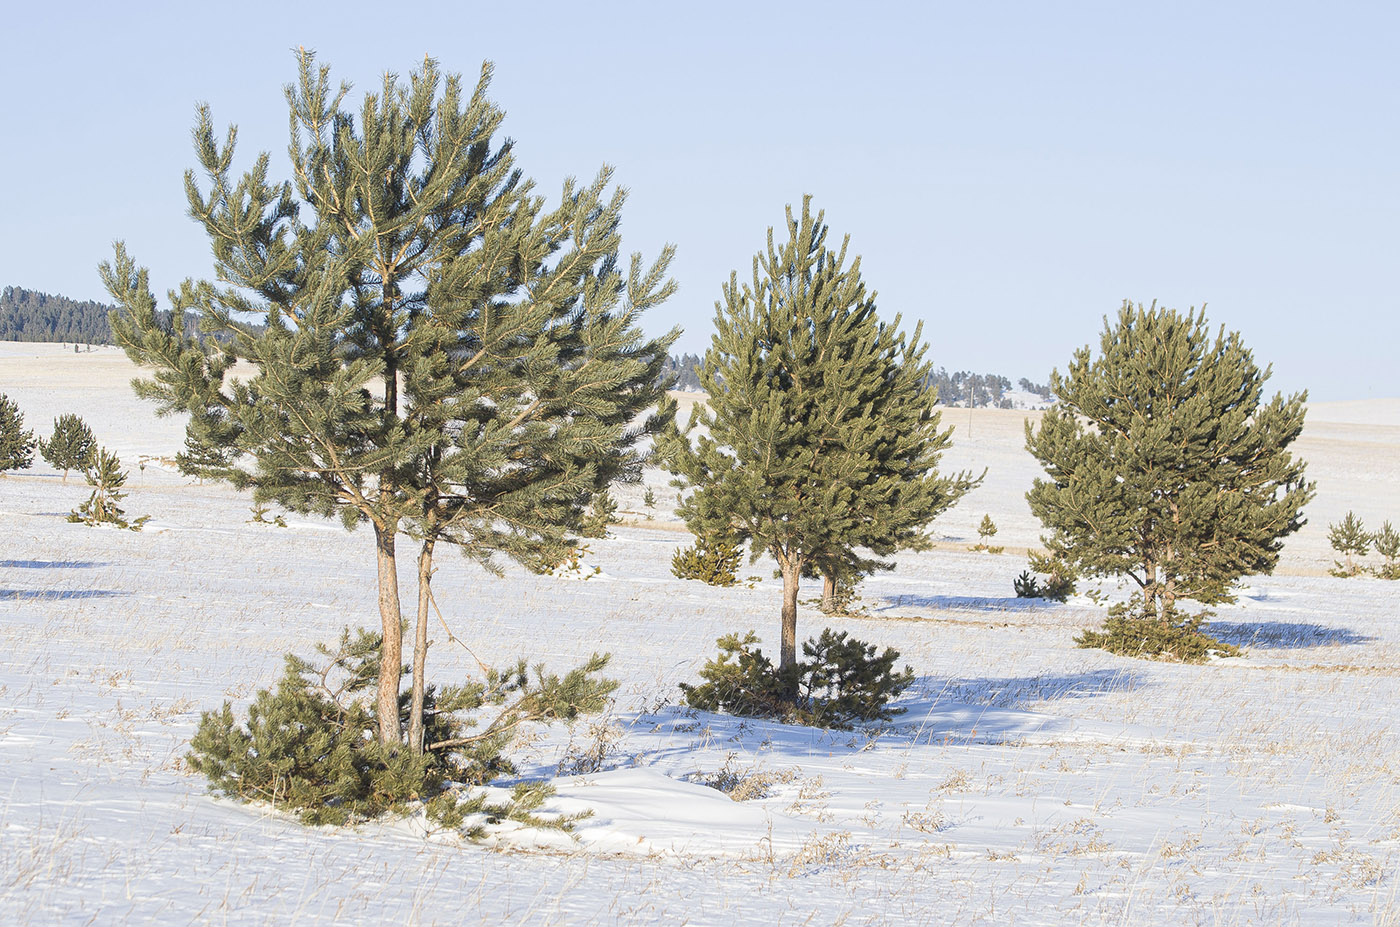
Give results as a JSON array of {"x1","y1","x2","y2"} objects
[
  {"x1": 3, "y1": 286, "x2": 1049, "y2": 406},
  {"x1": 1, "y1": 286, "x2": 118, "y2": 344}
]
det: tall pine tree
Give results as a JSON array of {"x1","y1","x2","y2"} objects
[
  {"x1": 661, "y1": 198, "x2": 977, "y2": 675},
  {"x1": 1026, "y1": 302, "x2": 1313, "y2": 630},
  {"x1": 104, "y1": 51, "x2": 675, "y2": 749},
  {"x1": 39, "y1": 413, "x2": 97, "y2": 482}
]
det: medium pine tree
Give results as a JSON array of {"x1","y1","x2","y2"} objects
[
  {"x1": 1372, "y1": 521, "x2": 1400, "y2": 580},
  {"x1": 68, "y1": 447, "x2": 148, "y2": 530},
  {"x1": 0, "y1": 394, "x2": 36, "y2": 473},
  {"x1": 661, "y1": 198, "x2": 977, "y2": 675},
  {"x1": 103, "y1": 52, "x2": 675, "y2": 750},
  {"x1": 39, "y1": 413, "x2": 97, "y2": 482},
  {"x1": 1026, "y1": 302, "x2": 1313, "y2": 641}
]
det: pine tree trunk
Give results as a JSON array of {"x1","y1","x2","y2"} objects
[
  {"x1": 779, "y1": 555, "x2": 801, "y2": 679},
  {"x1": 408, "y1": 537, "x2": 435, "y2": 755},
  {"x1": 374, "y1": 522, "x2": 404, "y2": 747},
  {"x1": 821, "y1": 571, "x2": 837, "y2": 614}
]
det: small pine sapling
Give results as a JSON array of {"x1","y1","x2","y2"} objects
[
  {"x1": 1013, "y1": 551, "x2": 1076, "y2": 601},
  {"x1": 68, "y1": 447, "x2": 149, "y2": 530},
  {"x1": 1371, "y1": 521, "x2": 1400, "y2": 580},
  {"x1": 39, "y1": 413, "x2": 97, "y2": 482},
  {"x1": 579, "y1": 490, "x2": 619, "y2": 538},
  {"x1": 671, "y1": 534, "x2": 742, "y2": 586},
  {"x1": 1328, "y1": 511, "x2": 1370, "y2": 577},
  {"x1": 0, "y1": 394, "x2": 36, "y2": 474},
  {"x1": 642, "y1": 487, "x2": 656, "y2": 520},
  {"x1": 971, "y1": 514, "x2": 1004, "y2": 553}
]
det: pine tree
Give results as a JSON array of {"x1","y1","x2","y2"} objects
[
  {"x1": 1026, "y1": 302, "x2": 1313, "y2": 639},
  {"x1": 0, "y1": 394, "x2": 36, "y2": 473},
  {"x1": 39, "y1": 413, "x2": 97, "y2": 482},
  {"x1": 103, "y1": 52, "x2": 675, "y2": 750},
  {"x1": 661, "y1": 198, "x2": 977, "y2": 676},
  {"x1": 68, "y1": 447, "x2": 148, "y2": 530},
  {"x1": 1327, "y1": 511, "x2": 1370, "y2": 577},
  {"x1": 1372, "y1": 521, "x2": 1400, "y2": 580}
]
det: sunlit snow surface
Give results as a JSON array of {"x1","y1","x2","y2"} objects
[{"x1": 2, "y1": 342, "x2": 1399, "y2": 925}]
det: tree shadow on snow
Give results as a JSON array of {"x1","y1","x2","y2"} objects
[
  {"x1": 1208, "y1": 620, "x2": 1374, "y2": 649},
  {"x1": 0, "y1": 560, "x2": 109, "y2": 569},
  {"x1": 878, "y1": 593, "x2": 1057, "y2": 613},
  {"x1": 0, "y1": 589, "x2": 127, "y2": 600}
]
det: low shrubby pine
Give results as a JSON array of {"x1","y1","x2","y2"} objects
[
  {"x1": 971, "y1": 514, "x2": 1004, "y2": 553},
  {"x1": 68, "y1": 447, "x2": 148, "y2": 530},
  {"x1": 579, "y1": 490, "x2": 619, "y2": 539},
  {"x1": 1372, "y1": 522, "x2": 1400, "y2": 580},
  {"x1": 1013, "y1": 551, "x2": 1077, "y2": 601},
  {"x1": 188, "y1": 628, "x2": 617, "y2": 828},
  {"x1": 1074, "y1": 603, "x2": 1239, "y2": 664},
  {"x1": 681, "y1": 629, "x2": 914, "y2": 729},
  {"x1": 671, "y1": 534, "x2": 742, "y2": 587}
]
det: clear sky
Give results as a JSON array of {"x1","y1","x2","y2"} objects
[{"x1": 2, "y1": 2, "x2": 1394, "y2": 400}]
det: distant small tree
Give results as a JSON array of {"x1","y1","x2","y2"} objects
[
  {"x1": 39, "y1": 413, "x2": 97, "y2": 482},
  {"x1": 579, "y1": 490, "x2": 620, "y2": 539},
  {"x1": 971, "y1": 514, "x2": 1003, "y2": 553},
  {"x1": 68, "y1": 447, "x2": 148, "y2": 530},
  {"x1": 1027, "y1": 302, "x2": 1313, "y2": 660},
  {"x1": 1327, "y1": 511, "x2": 1370, "y2": 577},
  {"x1": 0, "y1": 394, "x2": 36, "y2": 473},
  {"x1": 1372, "y1": 521, "x2": 1400, "y2": 580}
]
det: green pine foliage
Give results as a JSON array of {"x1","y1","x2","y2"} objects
[
  {"x1": 1026, "y1": 302, "x2": 1313, "y2": 658},
  {"x1": 1012, "y1": 551, "x2": 1077, "y2": 601},
  {"x1": 1074, "y1": 608, "x2": 1240, "y2": 664},
  {"x1": 579, "y1": 490, "x2": 620, "y2": 539},
  {"x1": 102, "y1": 52, "x2": 675, "y2": 751},
  {"x1": 1372, "y1": 521, "x2": 1400, "y2": 580},
  {"x1": 1327, "y1": 511, "x2": 1370, "y2": 577},
  {"x1": 188, "y1": 627, "x2": 616, "y2": 828},
  {"x1": 671, "y1": 534, "x2": 742, "y2": 586},
  {"x1": 39, "y1": 413, "x2": 97, "y2": 482},
  {"x1": 971, "y1": 514, "x2": 1004, "y2": 553},
  {"x1": 67, "y1": 447, "x2": 148, "y2": 530},
  {"x1": 0, "y1": 394, "x2": 36, "y2": 473},
  {"x1": 660, "y1": 198, "x2": 978, "y2": 676},
  {"x1": 681, "y1": 630, "x2": 914, "y2": 729}
]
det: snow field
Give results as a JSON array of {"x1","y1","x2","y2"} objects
[{"x1": 2, "y1": 342, "x2": 1399, "y2": 925}]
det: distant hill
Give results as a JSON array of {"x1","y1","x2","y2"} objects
[{"x1": 1, "y1": 286, "x2": 117, "y2": 343}]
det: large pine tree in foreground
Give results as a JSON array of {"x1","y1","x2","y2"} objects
[
  {"x1": 661, "y1": 198, "x2": 977, "y2": 674},
  {"x1": 104, "y1": 51, "x2": 676, "y2": 749},
  {"x1": 1026, "y1": 302, "x2": 1313, "y2": 653}
]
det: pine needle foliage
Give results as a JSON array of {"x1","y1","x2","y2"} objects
[
  {"x1": 67, "y1": 447, "x2": 148, "y2": 530},
  {"x1": 0, "y1": 394, "x2": 35, "y2": 473},
  {"x1": 1012, "y1": 551, "x2": 1077, "y2": 601},
  {"x1": 660, "y1": 198, "x2": 977, "y2": 674},
  {"x1": 102, "y1": 52, "x2": 675, "y2": 750},
  {"x1": 187, "y1": 627, "x2": 617, "y2": 827},
  {"x1": 1074, "y1": 609, "x2": 1240, "y2": 664},
  {"x1": 39, "y1": 413, "x2": 96, "y2": 482},
  {"x1": 671, "y1": 534, "x2": 742, "y2": 586},
  {"x1": 681, "y1": 630, "x2": 914, "y2": 729},
  {"x1": 579, "y1": 490, "x2": 619, "y2": 539},
  {"x1": 1372, "y1": 521, "x2": 1400, "y2": 580},
  {"x1": 1327, "y1": 511, "x2": 1370, "y2": 577},
  {"x1": 1026, "y1": 302, "x2": 1313, "y2": 656}
]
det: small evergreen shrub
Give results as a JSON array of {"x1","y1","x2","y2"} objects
[
  {"x1": 187, "y1": 628, "x2": 617, "y2": 827},
  {"x1": 671, "y1": 535, "x2": 742, "y2": 586},
  {"x1": 681, "y1": 629, "x2": 914, "y2": 729},
  {"x1": 1327, "y1": 511, "x2": 1369, "y2": 577},
  {"x1": 1372, "y1": 521, "x2": 1400, "y2": 580},
  {"x1": 39, "y1": 413, "x2": 97, "y2": 482},
  {"x1": 579, "y1": 489, "x2": 619, "y2": 538},
  {"x1": 0, "y1": 394, "x2": 35, "y2": 473},
  {"x1": 970, "y1": 514, "x2": 1004, "y2": 553},
  {"x1": 1075, "y1": 603, "x2": 1239, "y2": 664},
  {"x1": 68, "y1": 447, "x2": 148, "y2": 530},
  {"x1": 1013, "y1": 552, "x2": 1076, "y2": 601}
]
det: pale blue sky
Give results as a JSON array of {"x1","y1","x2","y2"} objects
[{"x1": 2, "y1": 2, "x2": 1394, "y2": 399}]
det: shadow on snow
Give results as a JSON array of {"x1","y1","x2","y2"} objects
[
  {"x1": 0, "y1": 560, "x2": 109, "y2": 569},
  {"x1": 1209, "y1": 620, "x2": 1374, "y2": 649},
  {"x1": 877, "y1": 593, "x2": 1059, "y2": 613},
  {"x1": 0, "y1": 589, "x2": 128, "y2": 600}
]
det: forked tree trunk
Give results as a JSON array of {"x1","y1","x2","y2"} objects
[
  {"x1": 408, "y1": 536, "x2": 436, "y2": 754},
  {"x1": 374, "y1": 523, "x2": 404, "y2": 747}
]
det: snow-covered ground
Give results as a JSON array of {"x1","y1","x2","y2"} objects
[{"x1": 2, "y1": 341, "x2": 1399, "y2": 925}]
